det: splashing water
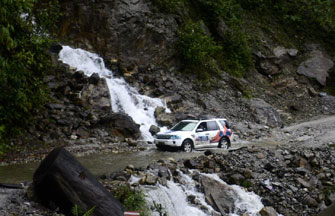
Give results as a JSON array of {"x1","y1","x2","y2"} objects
[
  {"x1": 142, "y1": 170, "x2": 264, "y2": 216},
  {"x1": 58, "y1": 46, "x2": 169, "y2": 140}
]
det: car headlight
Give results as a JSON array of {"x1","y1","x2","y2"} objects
[
  {"x1": 153, "y1": 135, "x2": 157, "y2": 139},
  {"x1": 170, "y1": 135, "x2": 181, "y2": 140}
]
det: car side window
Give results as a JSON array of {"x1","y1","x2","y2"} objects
[
  {"x1": 207, "y1": 121, "x2": 219, "y2": 131},
  {"x1": 197, "y1": 122, "x2": 207, "y2": 131}
]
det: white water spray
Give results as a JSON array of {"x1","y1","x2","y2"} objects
[
  {"x1": 141, "y1": 170, "x2": 264, "y2": 216},
  {"x1": 58, "y1": 46, "x2": 169, "y2": 140}
]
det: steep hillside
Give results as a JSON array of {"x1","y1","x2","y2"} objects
[
  {"x1": 55, "y1": 0, "x2": 335, "y2": 130},
  {"x1": 2, "y1": 0, "x2": 335, "y2": 157}
]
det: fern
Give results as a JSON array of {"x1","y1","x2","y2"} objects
[
  {"x1": 83, "y1": 206, "x2": 96, "y2": 216},
  {"x1": 71, "y1": 204, "x2": 95, "y2": 216}
]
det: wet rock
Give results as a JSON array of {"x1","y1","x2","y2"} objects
[
  {"x1": 156, "y1": 113, "x2": 175, "y2": 127},
  {"x1": 149, "y1": 125, "x2": 160, "y2": 136},
  {"x1": 100, "y1": 113, "x2": 141, "y2": 139},
  {"x1": 201, "y1": 175, "x2": 236, "y2": 214},
  {"x1": 89, "y1": 73, "x2": 100, "y2": 85},
  {"x1": 140, "y1": 174, "x2": 158, "y2": 185},
  {"x1": 184, "y1": 159, "x2": 199, "y2": 169},
  {"x1": 260, "y1": 206, "x2": 278, "y2": 216}
]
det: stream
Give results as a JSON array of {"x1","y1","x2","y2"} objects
[
  {"x1": 0, "y1": 45, "x2": 281, "y2": 215},
  {"x1": 0, "y1": 149, "x2": 204, "y2": 184}
]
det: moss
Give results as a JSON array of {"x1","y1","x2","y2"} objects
[{"x1": 241, "y1": 180, "x2": 253, "y2": 188}]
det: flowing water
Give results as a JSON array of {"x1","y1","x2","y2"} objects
[
  {"x1": 0, "y1": 45, "x2": 273, "y2": 215},
  {"x1": 58, "y1": 46, "x2": 169, "y2": 140},
  {"x1": 0, "y1": 150, "x2": 204, "y2": 184},
  {"x1": 142, "y1": 170, "x2": 264, "y2": 216}
]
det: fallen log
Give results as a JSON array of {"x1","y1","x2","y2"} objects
[{"x1": 33, "y1": 147, "x2": 124, "y2": 216}]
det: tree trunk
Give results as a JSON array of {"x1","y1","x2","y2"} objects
[{"x1": 33, "y1": 147, "x2": 124, "y2": 216}]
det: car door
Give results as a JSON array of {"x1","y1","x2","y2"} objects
[
  {"x1": 194, "y1": 122, "x2": 210, "y2": 148},
  {"x1": 207, "y1": 120, "x2": 221, "y2": 147}
]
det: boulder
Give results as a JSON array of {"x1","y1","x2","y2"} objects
[
  {"x1": 80, "y1": 79, "x2": 111, "y2": 112},
  {"x1": 260, "y1": 206, "x2": 278, "y2": 216},
  {"x1": 249, "y1": 98, "x2": 282, "y2": 128},
  {"x1": 156, "y1": 113, "x2": 175, "y2": 127},
  {"x1": 89, "y1": 73, "x2": 100, "y2": 85},
  {"x1": 33, "y1": 147, "x2": 124, "y2": 216},
  {"x1": 201, "y1": 175, "x2": 237, "y2": 214},
  {"x1": 297, "y1": 51, "x2": 334, "y2": 86},
  {"x1": 149, "y1": 125, "x2": 160, "y2": 136},
  {"x1": 100, "y1": 113, "x2": 141, "y2": 139}
]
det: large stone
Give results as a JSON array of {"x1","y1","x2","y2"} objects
[
  {"x1": 201, "y1": 175, "x2": 237, "y2": 214},
  {"x1": 249, "y1": 98, "x2": 282, "y2": 128},
  {"x1": 156, "y1": 113, "x2": 175, "y2": 127},
  {"x1": 149, "y1": 125, "x2": 160, "y2": 136},
  {"x1": 260, "y1": 206, "x2": 278, "y2": 216},
  {"x1": 80, "y1": 78, "x2": 111, "y2": 112},
  {"x1": 99, "y1": 113, "x2": 141, "y2": 139},
  {"x1": 33, "y1": 147, "x2": 124, "y2": 216},
  {"x1": 297, "y1": 51, "x2": 334, "y2": 86}
]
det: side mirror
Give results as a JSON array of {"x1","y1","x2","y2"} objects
[{"x1": 196, "y1": 128, "x2": 203, "y2": 133}]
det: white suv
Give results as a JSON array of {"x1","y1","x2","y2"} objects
[{"x1": 154, "y1": 119, "x2": 232, "y2": 152}]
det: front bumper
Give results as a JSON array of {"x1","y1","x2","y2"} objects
[{"x1": 154, "y1": 139, "x2": 183, "y2": 147}]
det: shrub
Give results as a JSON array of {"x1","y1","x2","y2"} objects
[
  {"x1": 113, "y1": 185, "x2": 150, "y2": 216},
  {"x1": 178, "y1": 21, "x2": 222, "y2": 79},
  {"x1": 150, "y1": 0, "x2": 186, "y2": 13},
  {"x1": 0, "y1": 0, "x2": 59, "y2": 155}
]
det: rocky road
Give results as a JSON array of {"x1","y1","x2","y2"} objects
[{"x1": 276, "y1": 115, "x2": 335, "y2": 148}]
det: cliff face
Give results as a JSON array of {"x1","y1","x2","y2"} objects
[
  {"x1": 58, "y1": 0, "x2": 178, "y2": 71},
  {"x1": 55, "y1": 0, "x2": 335, "y2": 137}
]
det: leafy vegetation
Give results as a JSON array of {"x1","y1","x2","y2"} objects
[
  {"x1": 0, "y1": 0, "x2": 59, "y2": 155},
  {"x1": 71, "y1": 205, "x2": 95, "y2": 216},
  {"x1": 113, "y1": 184, "x2": 150, "y2": 216},
  {"x1": 152, "y1": 0, "x2": 335, "y2": 79},
  {"x1": 178, "y1": 21, "x2": 222, "y2": 80}
]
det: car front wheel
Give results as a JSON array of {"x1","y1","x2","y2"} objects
[
  {"x1": 218, "y1": 137, "x2": 230, "y2": 149},
  {"x1": 182, "y1": 140, "x2": 193, "y2": 152}
]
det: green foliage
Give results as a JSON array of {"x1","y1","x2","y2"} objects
[
  {"x1": 193, "y1": 0, "x2": 242, "y2": 24},
  {"x1": 150, "y1": 0, "x2": 186, "y2": 13},
  {"x1": 71, "y1": 204, "x2": 95, "y2": 216},
  {"x1": 176, "y1": 0, "x2": 253, "y2": 79},
  {"x1": 238, "y1": 0, "x2": 335, "y2": 47},
  {"x1": 113, "y1": 185, "x2": 150, "y2": 216},
  {"x1": 178, "y1": 21, "x2": 222, "y2": 80},
  {"x1": 219, "y1": 28, "x2": 252, "y2": 77},
  {"x1": 0, "y1": 0, "x2": 59, "y2": 154},
  {"x1": 241, "y1": 180, "x2": 253, "y2": 188}
]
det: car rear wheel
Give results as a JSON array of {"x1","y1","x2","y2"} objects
[
  {"x1": 218, "y1": 137, "x2": 230, "y2": 149},
  {"x1": 182, "y1": 140, "x2": 193, "y2": 152}
]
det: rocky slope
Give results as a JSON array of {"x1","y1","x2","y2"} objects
[
  {"x1": 2, "y1": 145, "x2": 335, "y2": 216},
  {"x1": 55, "y1": 0, "x2": 335, "y2": 130}
]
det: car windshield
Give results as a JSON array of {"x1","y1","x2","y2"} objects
[{"x1": 171, "y1": 121, "x2": 197, "y2": 131}]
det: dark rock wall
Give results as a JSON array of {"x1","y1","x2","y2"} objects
[{"x1": 58, "y1": 0, "x2": 178, "y2": 70}]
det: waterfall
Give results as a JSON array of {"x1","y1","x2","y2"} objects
[
  {"x1": 142, "y1": 170, "x2": 264, "y2": 216},
  {"x1": 58, "y1": 46, "x2": 169, "y2": 140}
]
